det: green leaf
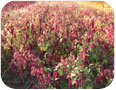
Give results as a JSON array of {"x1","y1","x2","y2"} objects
[
  {"x1": 48, "y1": 49, "x2": 52, "y2": 56},
  {"x1": 77, "y1": 44, "x2": 80, "y2": 48},
  {"x1": 84, "y1": 68, "x2": 90, "y2": 73},
  {"x1": 66, "y1": 49, "x2": 69, "y2": 53},
  {"x1": 93, "y1": 54, "x2": 97, "y2": 58},
  {"x1": 79, "y1": 87, "x2": 84, "y2": 89},
  {"x1": 42, "y1": 43, "x2": 46, "y2": 47},
  {"x1": 55, "y1": 78, "x2": 59, "y2": 80},
  {"x1": 72, "y1": 77, "x2": 77, "y2": 85},
  {"x1": 62, "y1": 49, "x2": 65, "y2": 55},
  {"x1": 58, "y1": 51, "x2": 60, "y2": 55},
  {"x1": 47, "y1": 43, "x2": 51, "y2": 47},
  {"x1": 86, "y1": 83, "x2": 93, "y2": 89},
  {"x1": 44, "y1": 53, "x2": 48, "y2": 59},
  {"x1": 87, "y1": 85, "x2": 93, "y2": 89},
  {"x1": 63, "y1": 42, "x2": 66, "y2": 48},
  {"x1": 60, "y1": 38, "x2": 63, "y2": 42},
  {"x1": 85, "y1": 78, "x2": 93, "y2": 89},
  {"x1": 44, "y1": 67, "x2": 47, "y2": 72},
  {"x1": 42, "y1": 47, "x2": 48, "y2": 51},
  {"x1": 85, "y1": 78, "x2": 91, "y2": 82},
  {"x1": 103, "y1": 59, "x2": 108, "y2": 64},
  {"x1": 58, "y1": 69, "x2": 63, "y2": 75},
  {"x1": 77, "y1": 61, "x2": 83, "y2": 66},
  {"x1": 47, "y1": 68, "x2": 52, "y2": 72},
  {"x1": 78, "y1": 65, "x2": 82, "y2": 70},
  {"x1": 67, "y1": 41, "x2": 72, "y2": 47},
  {"x1": 97, "y1": 67, "x2": 100, "y2": 72},
  {"x1": 23, "y1": 64, "x2": 26, "y2": 70}
]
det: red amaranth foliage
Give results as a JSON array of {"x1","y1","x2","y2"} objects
[{"x1": 1, "y1": 1, "x2": 114, "y2": 89}]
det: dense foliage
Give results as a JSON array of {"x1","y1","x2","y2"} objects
[{"x1": 1, "y1": 1, "x2": 114, "y2": 89}]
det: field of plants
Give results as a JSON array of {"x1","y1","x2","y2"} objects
[{"x1": 1, "y1": 1, "x2": 114, "y2": 89}]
